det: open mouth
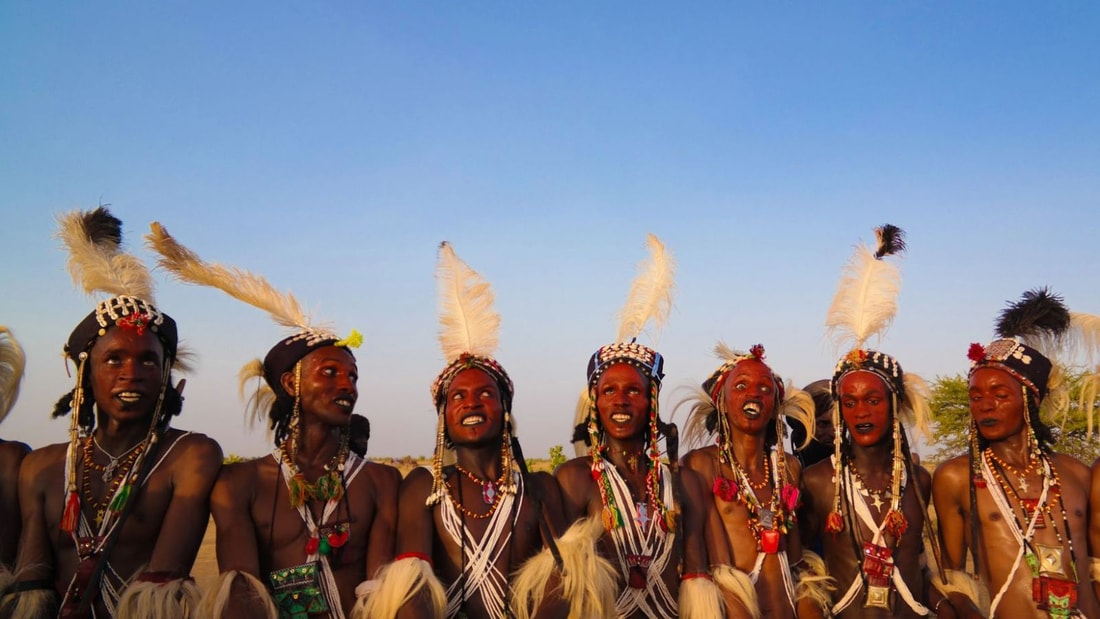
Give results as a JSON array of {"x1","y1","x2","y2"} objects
[
  {"x1": 116, "y1": 391, "x2": 144, "y2": 404},
  {"x1": 610, "y1": 413, "x2": 632, "y2": 424},
  {"x1": 334, "y1": 397, "x2": 355, "y2": 409},
  {"x1": 461, "y1": 414, "x2": 486, "y2": 427},
  {"x1": 742, "y1": 401, "x2": 762, "y2": 419},
  {"x1": 978, "y1": 418, "x2": 999, "y2": 427},
  {"x1": 853, "y1": 423, "x2": 875, "y2": 434}
]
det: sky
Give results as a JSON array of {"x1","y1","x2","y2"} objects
[{"x1": 1, "y1": 2, "x2": 1097, "y2": 461}]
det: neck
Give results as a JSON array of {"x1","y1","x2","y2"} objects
[
  {"x1": 985, "y1": 429, "x2": 1035, "y2": 468},
  {"x1": 455, "y1": 442, "x2": 504, "y2": 480},
  {"x1": 727, "y1": 429, "x2": 768, "y2": 472},
  {"x1": 848, "y1": 438, "x2": 894, "y2": 470},
  {"x1": 94, "y1": 414, "x2": 153, "y2": 454},
  {"x1": 603, "y1": 434, "x2": 647, "y2": 472},
  {"x1": 293, "y1": 415, "x2": 345, "y2": 470}
]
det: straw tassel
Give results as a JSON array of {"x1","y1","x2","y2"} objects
[{"x1": 60, "y1": 491, "x2": 80, "y2": 533}]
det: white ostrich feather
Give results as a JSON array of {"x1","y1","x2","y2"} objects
[
  {"x1": 713, "y1": 341, "x2": 742, "y2": 364},
  {"x1": 147, "y1": 222, "x2": 314, "y2": 334},
  {"x1": 825, "y1": 244, "x2": 901, "y2": 352},
  {"x1": 0, "y1": 326, "x2": 26, "y2": 423},
  {"x1": 56, "y1": 208, "x2": 155, "y2": 302},
  {"x1": 1067, "y1": 312, "x2": 1100, "y2": 365},
  {"x1": 615, "y1": 234, "x2": 675, "y2": 343},
  {"x1": 436, "y1": 242, "x2": 500, "y2": 361}
]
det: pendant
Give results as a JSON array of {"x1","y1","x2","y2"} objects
[
  {"x1": 103, "y1": 459, "x2": 118, "y2": 483},
  {"x1": 1033, "y1": 575, "x2": 1078, "y2": 614},
  {"x1": 1036, "y1": 544, "x2": 1067, "y2": 578},
  {"x1": 760, "y1": 528, "x2": 780, "y2": 554},
  {"x1": 864, "y1": 584, "x2": 894, "y2": 611},
  {"x1": 636, "y1": 502, "x2": 651, "y2": 530},
  {"x1": 862, "y1": 542, "x2": 895, "y2": 582},
  {"x1": 626, "y1": 554, "x2": 652, "y2": 589},
  {"x1": 482, "y1": 481, "x2": 497, "y2": 504},
  {"x1": 759, "y1": 508, "x2": 775, "y2": 530},
  {"x1": 1021, "y1": 498, "x2": 1045, "y2": 529}
]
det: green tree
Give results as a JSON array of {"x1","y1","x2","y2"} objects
[
  {"x1": 548, "y1": 445, "x2": 567, "y2": 471},
  {"x1": 927, "y1": 370, "x2": 1100, "y2": 467}
]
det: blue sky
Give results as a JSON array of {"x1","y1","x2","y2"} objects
[{"x1": 2, "y1": 3, "x2": 1097, "y2": 460}]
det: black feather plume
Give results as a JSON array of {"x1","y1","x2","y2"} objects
[
  {"x1": 873, "y1": 224, "x2": 906, "y2": 259},
  {"x1": 995, "y1": 287, "x2": 1071, "y2": 340},
  {"x1": 81, "y1": 206, "x2": 123, "y2": 247}
]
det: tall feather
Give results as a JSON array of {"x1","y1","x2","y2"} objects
[
  {"x1": 995, "y1": 288, "x2": 1070, "y2": 356},
  {"x1": 825, "y1": 225, "x2": 906, "y2": 352},
  {"x1": 615, "y1": 234, "x2": 675, "y2": 343},
  {"x1": 436, "y1": 242, "x2": 499, "y2": 361},
  {"x1": 147, "y1": 222, "x2": 313, "y2": 333},
  {"x1": 713, "y1": 341, "x2": 740, "y2": 364},
  {"x1": 0, "y1": 326, "x2": 26, "y2": 423},
  {"x1": 56, "y1": 207, "x2": 155, "y2": 301},
  {"x1": 1067, "y1": 311, "x2": 1100, "y2": 365}
]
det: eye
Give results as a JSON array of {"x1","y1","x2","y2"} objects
[
  {"x1": 349, "y1": 373, "x2": 359, "y2": 383},
  {"x1": 104, "y1": 355, "x2": 121, "y2": 366},
  {"x1": 760, "y1": 384, "x2": 772, "y2": 394},
  {"x1": 734, "y1": 382, "x2": 747, "y2": 391},
  {"x1": 452, "y1": 392, "x2": 464, "y2": 401},
  {"x1": 868, "y1": 398, "x2": 881, "y2": 406},
  {"x1": 602, "y1": 387, "x2": 615, "y2": 396},
  {"x1": 322, "y1": 367, "x2": 336, "y2": 377},
  {"x1": 479, "y1": 389, "x2": 492, "y2": 399},
  {"x1": 628, "y1": 387, "x2": 640, "y2": 396}
]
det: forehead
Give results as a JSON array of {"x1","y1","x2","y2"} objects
[
  {"x1": 729, "y1": 358, "x2": 775, "y2": 382},
  {"x1": 597, "y1": 363, "x2": 647, "y2": 386},
  {"x1": 838, "y1": 371, "x2": 888, "y2": 395},
  {"x1": 89, "y1": 327, "x2": 164, "y2": 357},
  {"x1": 970, "y1": 366, "x2": 1021, "y2": 390},
  {"x1": 301, "y1": 345, "x2": 356, "y2": 369},
  {"x1": 448, "y1": 367, "x2": 499, "y2": 392}
]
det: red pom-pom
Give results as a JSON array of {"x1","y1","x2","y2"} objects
[
  {"x1": 712, "y1": 476, "x2": 738, "y2": 502},
  {"x1": 328, "y1": 529, "x2": 349, "y2": 548},
  {"x1": 749, "y1": 344, "x2": 766, "y2": 360},
  {"x1": 967, "y1": 343, "x2": 986, "y2": 363},
  {"x1": 884, "y1": 509, "x2": 908, "y2": 538},
  {"x1": 305, "y1": 536, "x2": 320, "y2": 556},
  {"x1": 973, "y1": 474, "x2": 987, "y2": 489},
  {"x1": 825, "y1": 511, "x2": 844, "y2": 535}
]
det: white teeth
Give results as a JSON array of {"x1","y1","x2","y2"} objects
[
  {"x1": 611, "y1": 414, "x2": 631, "y2": 423},
  {"x1": 335, "y1": 398, "x2": 353, "y2": 407},
  {"x1": 117, "y1": 392, "x2": 142, "y2": 402},
  {"x1": 743, "y1": 403, "x2": 761, "y2": 416},
  {"x1": 462, "y1": 415, "x2": 485, "y2": 426}
]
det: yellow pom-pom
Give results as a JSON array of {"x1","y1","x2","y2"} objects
[{"x1": 336, "y1": 329, "x2": 363, "y2": 349}]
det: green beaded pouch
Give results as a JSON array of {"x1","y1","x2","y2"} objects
[{"x1": 269, "y1": 561, "x2": 330, "y2": 619}]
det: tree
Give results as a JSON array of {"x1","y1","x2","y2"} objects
[
  {"x1": 548, "y1": 445, "x2": 567, "y2": 471},
  {"x1": 926, "y1": 369, "x2": 1100, "y2": 467}
]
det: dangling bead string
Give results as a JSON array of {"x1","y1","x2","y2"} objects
[
  {"x1": 826, "y1": 397, "x2": 845, "y2": 535},
  {"x1": 427, "y1": 412, "x2": 447, "y2": 506},
  {"x1": 60, "y1": 354, "x2": 88, "y2": 534}
]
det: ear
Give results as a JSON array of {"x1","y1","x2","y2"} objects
[{"x1": 280, "y1": 369, "x2": 297, "y2": 397}]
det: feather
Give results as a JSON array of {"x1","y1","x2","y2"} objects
[
  {"x1": 713, "y1": 341, "x2": 741, "y2": 363},
  {"x1": 56, "y1": 207, "x2": 155, "y2": 301},
  {"x1": 147, "y1": 222, "x2": 313, "y2": 334},
  {"x1": 873, "y1": 224, "x2": 907, "y2": 259},
  {"x1": 615, "y1": 234, "x2": 675, "y2": 343},
  {"x1": 825, "y1": 241, "x2": 902, "y2": 352},
  {"x1": 1068, "y1": 311, "x2": 1100, "y2": 365},
  {"x1": 995, "y1": 288, "x2": 1070, "y2": 342},
  {"x1": 435, "y1": 242, "x2": 500, "y2": 361},
  {"x1": 0, "y1": 326, "x2": 26, "y2": 423}
]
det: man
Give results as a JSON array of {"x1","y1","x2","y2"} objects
[
  {"x1": 800, "y1": 353, "x2": 937, "y2": 618},
  {"x1": 0, "y1": 327, "x2": 30, "y2": 588},
  {"x1": 681, "y1": 343, "x2": 822, "y2": 619},
  {"x1": 365, "y1": 243, "x2": 584, "y2": 619},
  {"x1": 934, "y1": 289, "x2": 1099, "y2": 618},
  {"x1": 146, "y1": 222, "x2": 401, "y2": 619},
  {"x1": 801, "y1": 223, "x2": 939, "y2": 618},
  {"x1": 1, "y1": 208, "x2": 222, "y2": 618},
  {"x1": 789, "y1": 380, "x2": 833, "y2": 469}
]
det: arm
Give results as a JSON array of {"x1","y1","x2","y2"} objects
[
  {"x1": 553, "y1": 460, "x2": 594, "y2": 525},
  {"x1": 679, "y1": 467, "x2": 710, "y2": 574},
  {"x1": 393, "y1": 468, "x2": 441, "y2": 619},
  {"x1": 1, "y1": 447, "x2": 62, "y2": 619},
  {"x1": 146, "y1": 435, "x2": 222, "y2": 574},
  {"x1": 931, "y1": 459, "x2": 982, "y2": 618},
  {"x1": 1090, "y1": 458, "x2": 1100, "y2": 604},
  {"x1": 364, "y1": 464, "x2": 401, "y2": 579}
]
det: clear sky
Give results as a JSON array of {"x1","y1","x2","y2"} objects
[{"x1": 1, "y1": 2, "x2": 1097, "y2": 460}]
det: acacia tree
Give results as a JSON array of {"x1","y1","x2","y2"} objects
[{"x1": 927, "y1": 370, "x2": 1100, "y2": 467}]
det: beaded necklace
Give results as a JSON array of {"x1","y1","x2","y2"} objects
[
  {"x1": 447, "y1": 442, "x2": 512, "y2": 519},
  {"x1": 80, "y1": 435, "x2": 146, "y2": 526},
  {"x1": 455, "y1": 462, "x2": 507, "y2": 506},
  {"x1": 279, "y1": 433, "x2": 349, "y2": 510}
]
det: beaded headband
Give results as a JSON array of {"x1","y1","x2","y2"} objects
[{"x1": 587, "y1": 341, "x2": 665, "y2": 388}]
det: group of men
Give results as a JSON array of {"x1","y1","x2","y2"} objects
[{"x1": 0, "y1": 211, "x2": 1097, "y2": 619}]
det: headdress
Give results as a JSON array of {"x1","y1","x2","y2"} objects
[
  {"x1": 0, "y1": 327, "x2": 26, "y2": 425},
  {"x1": 53, "y1": 207, "x2": 182, "y2": 534},
  {"x1": 822, "y1": 224, "x2": 930, "y2": 539},
  {"x1": 427, "y1": 242, "x2": 517, "y2": 506},
  {"x1": 572, "y1": 234, "x2": 675, "y2": 531},
  {"x1": 147, "y1": 222, "x2": 363, "y2": 508}
]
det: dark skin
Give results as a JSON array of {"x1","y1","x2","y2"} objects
[
  {"x1": 1088, "y1": 456, "x2": 1100, "y2": 605},
  {"x1": 555, "y1": 363, "x2": 711, "y2": 618},
  {"x1": 682, "y1": 359, "x2": 807, "y2": 619},
  {"x1": 800, "y1": 371, "x2": 935, "y2": 619},
  {"x1": 210, "y1": 345, "x2": 401, "y2": 618},
  {"x1": 0, "y1": 439, "x2": 30, "y2": 569},
  {"x1": 395, "y1": 367, "x2": 567, "y2": 619},
  {"x1": 9, "y1": 327, "x2": 222, "y2": 618},
  {"x1": 933, "y1": 367, "x2": 1098, "y2": 619}
]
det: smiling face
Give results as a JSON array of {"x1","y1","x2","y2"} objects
[
  {"x1": 969, "y1": 366, "x2": 1027, "y2": 442},
  {"x1": 283, "y1": 346, "x2": 358, "y2": 427},
  {"x1": 594, "y1": 363, "x2": 650, "y2": 442},
  {"x1": 722, "y1": 358, "x2": 779, "y2": 436},
  {"x1": 89, "y1": 327, "x2": 167, "y2": 423},
  {"x1": 837, "y1": 371, "x2": 892, "y2": 448},
  {"x1": 444, "y1": 367, "x2": 505, "y2": 447}
]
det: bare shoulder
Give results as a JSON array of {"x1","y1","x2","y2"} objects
[
  {"x1": 363, "y1": 461, "x2": 402, "y2": 495},
  {"x1": 0, "y1": 440, "x2": 30, "y2": 471},
  {"x1": 1051, "y1": 452, "x2": 1090, "y2": 488},
  {"x1": 20, "y1": 442, "x2": 68, "y2": 481},
  {"x1": 933, "y1": 453, "x2": 969, "y2": 484},
  {"x1": 802, "y1": 457, "x2": 835, "y2": 491},
  {"x1": 216, "y1": 458, "x2": 263, "y2": 495},
  {"x1": 166, "y1": 430, "x2": 223, "y2": 463},
  {"x1": 400, "y1": 466, "x2": 434, "y2": 500},
  {"x1": 527, "y1": 470, "x2": 561, "y2": 497},
  {"x1": 785, "y1": 454, "x2": 803, "y2": 481},
  {"x1": 682, "y1": 446, "x2": 718, "y2": 476},
  {"x1": 554, "y1": 456, "x2": 593, "y2": 488}
]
